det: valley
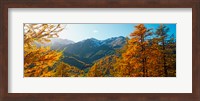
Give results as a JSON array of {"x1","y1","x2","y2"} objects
[{"x1": 49, "y1": 36, "x2": 126, "y2": 71}]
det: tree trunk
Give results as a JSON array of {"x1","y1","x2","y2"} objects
[
  {"x1": 162, "y1": 40, "x2": 168, "y2": 77},
  {"x1": 141, "y1": 35, "x2": 146, "y2": 77},
  {"x1": 142, "y1": 59, "x2": 145, "y2": 77},
  {"x1": 145, "y1": 58, "x2": 148, "y2": 77}
]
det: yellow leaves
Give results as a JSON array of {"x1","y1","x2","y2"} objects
[
  {"x1": 112, "y1": 24, "x2": 175, "y2": 77},
  {"x1": 24, "y1": 23, "x2": 175, "y2": 77},
  {"x1": 24, "y1": 24, "x2": 67, "y2": 77},
  {"x1": 24, "y1": 38, "x2": 63, "y2": 77},
  {"x1": 87, "y1": 55, "x2": 116, "y2": 77},
  {"x1": 24, "y1": 47, "x2": 63, "y2": 77},
  {"x1": 25, "y1": 45, "x2": 62, "y2": 61},
  {"x1": 55, "y1": 62, "x2": 84, "y2": 77},
  {"x1": 130, "y1": 24, "x2": 147, "y2": 37},
  {"x1": 40, "y1": 62, "x2": 85, "y2": 77},
  {"x1": 24, "y1": 24, "x2": 64, "y2": 45}
]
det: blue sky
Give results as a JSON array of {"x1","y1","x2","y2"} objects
[{"x1": 59, "y1": 24, "x2": 176, "y2": 42}]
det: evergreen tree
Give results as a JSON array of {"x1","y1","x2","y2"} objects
[{"x1": 155, "y1": 24, "x2": 170, "y2": 77}]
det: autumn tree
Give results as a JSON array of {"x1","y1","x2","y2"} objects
[
  {"x1": 145, "y1": 37, "x2": 163, "y2": 76},
  {"x1": 113, "y1": 24, "x2": 152, "y2": 77},
  {"x1": 24, "y1": 46, "x2": 63, "y2": 77},
  {"x1": 24, "y1": 24, "x2": 65, "y2": 77},
  {"x1": 42, "y1": 62, "x2": 85, "y2": 77},
  {"x1": 87, "y1": 55, "x2": 117, "y2": 77},
  {"x1": 86, "y1": 24, "x2": 176, "y2": 77}
]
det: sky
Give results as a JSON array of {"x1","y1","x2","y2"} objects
[{"x1": 59, "y1": 24, "x2": 176, "y2": 42}]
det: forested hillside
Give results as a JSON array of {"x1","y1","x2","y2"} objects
[{"x1": 24, "y1": 24, "x2": 176, "y2": 77}]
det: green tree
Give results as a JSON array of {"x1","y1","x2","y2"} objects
[{"x1": 155, "y1": 24, "x2": 170, "y2": 77}]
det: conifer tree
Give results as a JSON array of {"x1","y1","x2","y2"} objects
[{"x1": 155, "y1": 24, "x2": 170, "y2": 77}]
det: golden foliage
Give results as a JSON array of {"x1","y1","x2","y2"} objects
[
  {"x1": 112, "y1": 24, "x2": 150, "y2": 77},
  {"x1": 24, "y1": 24, "x2": 64, "y2": 77},
  {"x1": 111, "y1": 24, "x2": 176, "y2": 77},
  {"x1": 23, "y1": 23, "x2": 175, "y2": 77},
  {"x1": 24, "y1": 24, "x2": 64, "y2": 45},
  {"x1": 24, "y1": 46, "x2": 63, "y2": 77},
  {"x1": 87, "y1": 55, "x2": 117, "y2": 77},
  {"x1": 42, "y1": 62, "x2": 85, "y2": 77}
]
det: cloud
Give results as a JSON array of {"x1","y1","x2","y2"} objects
[{"x1": 93, "y1": 30, "x2": 98, "y2": 33}]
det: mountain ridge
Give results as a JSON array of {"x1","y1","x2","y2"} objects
[
  {"x1": 40, "y1": 36, "x2": 126, "y2": 70},
  {"x1": 60, "y1": 36, "x2": 126, "y2": 69}
]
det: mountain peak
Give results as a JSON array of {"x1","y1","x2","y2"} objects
[
  {"x1": 61, "y1": 36, "x2": 126, "y2": 69},
  {"x1": 102, "y1": 36, "x2": 126, "y2": 48},
  {"x1": 78, "y1": 36, "x2": 126, "y2": 48},
  {"x1": 36, "y1": 38, "x2": 75, "y2": 49},
  {"x1": 89, "y1": 38, "x2": 98, "y2": 41},
  {"x1": 84, "y1": 38, "x2": 99, "y2": 42}
]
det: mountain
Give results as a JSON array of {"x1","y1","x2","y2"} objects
[
  {"x1": 35, "y1": 38, "x2": 74, "y2": 49},
  {"x1": 62, "y1": 39, "x2": 115, "y2": 64},
  {"x1": 34, "y1": 36, "x2": 126, "y2": 70},
  {"x1": 50, "y1": 38, "x2": 74, "y2": 48},
  {"x1": 101, "y1": 36, "x2": 126, "y2": 49},
  {"x1": 62, "y1": 56, "x2": 92, "y2": 70},
  {"x1": 60, "y1": 36, "x2": 126, "y2": 69}
]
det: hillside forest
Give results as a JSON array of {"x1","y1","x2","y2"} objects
[{"x1": 24, "y1": 24, "x2": 176, "y2": 77}]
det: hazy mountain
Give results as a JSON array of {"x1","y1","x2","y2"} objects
[
  {"x1": 35, "y1": 38, "x2": 74, "y2": 49},
  {"x1": 101, "y1": 36, "x2": 126, "y2": 49},
  {"x1": 51, "y1": 38, "x2": 74, "y2": 45}
]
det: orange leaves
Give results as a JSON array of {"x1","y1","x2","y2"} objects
[
  {"x1": 23, "y1": 23, "x2": 175, "y2": 77},
  {"x1": 115, "y1": 24, "x2": 150, "y2": 77},
  {"x1": 24, "y1": 24, "x2": 65, "y2": 77},
  {"x1": 87, "y1": 55, "x2": 117, "y2": 77},
  {"x1": 45, "y1": 62, "x2": 84, "y2": 77},
  {"x1": 111, "y1": 24, "x2": 176, "y2": 77},
  {"x1": 24, "y1": 46, "x2": 63, "y2": 77},
  {"x1": 130, "y1": 24, "x2": 147, "y2": 37},
  {"x1": 24, "y1": 24, "x2": 64, "y2": 45}
]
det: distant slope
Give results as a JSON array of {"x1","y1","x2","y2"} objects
[
  {"x1": 63, "y1": 36, "x2": 125, "y2": 61},
  {"x1": 64, "y1": 43, "x2": 115, "y2": 63},
  {"x1": 35, "y1": 38, "x2": 74, "y2": 49},
  {"x1": 62, "y1": 56, "x2": 91, "y2": 70},
  {"x1": 51, "y1": 36, "x2": 126, "y2": 69},
  {"x1": 101, "y1": 36, "x2": 126, "y2": 49}
]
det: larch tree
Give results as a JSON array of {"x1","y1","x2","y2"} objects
[
  {"x1": 114, "y1": 24, "x2": 152, "y2": 77},
  {"x1": 24, "y1": 24, "x2": 65, "y2": 77},
  {"x1": 145, "y1": 37, "x2": 163, "y2": 76},
  {"x1": 42, "y1": 62, "x2": 85, "y2": 77},
  {"x1": 87, "y1": 55, "x2": 117, "y2": 77}
]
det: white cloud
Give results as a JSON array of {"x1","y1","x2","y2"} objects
[{"x1": 93, "y1": 30, "x2": 98, "y2": 33}]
